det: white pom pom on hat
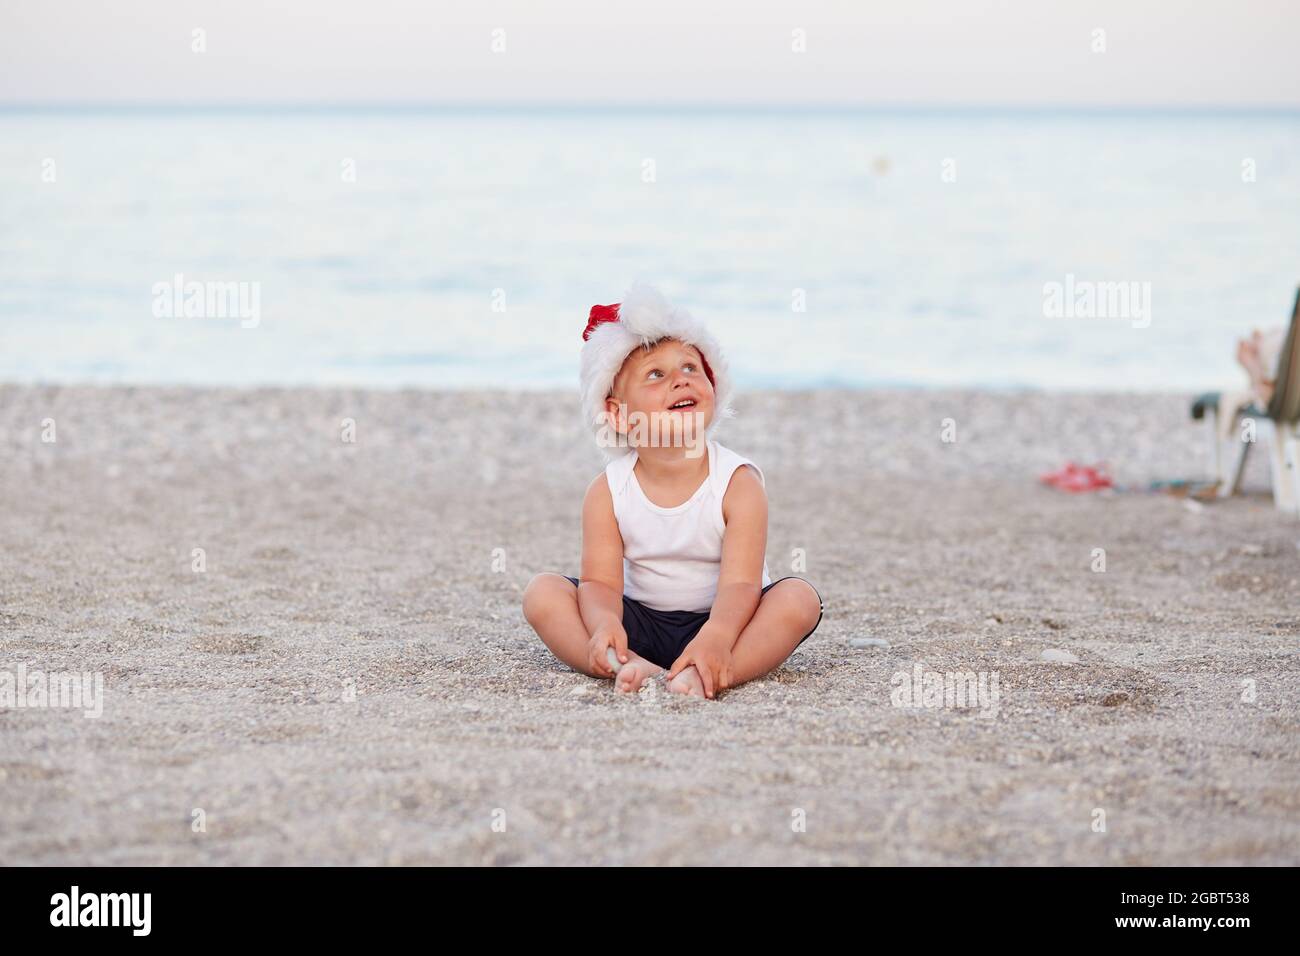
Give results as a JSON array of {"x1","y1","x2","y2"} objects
[{"x1": 579, "y1": 282, "x2": 735, "y2": 459}]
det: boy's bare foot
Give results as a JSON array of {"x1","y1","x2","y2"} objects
[
  {"x1": 614, "y1": 654, "x2": 663, "y2": 694},
  {"x1": 667, "y1": 665, "x2": 707, "y2": 698}
]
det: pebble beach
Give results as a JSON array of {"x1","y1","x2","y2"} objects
[{"x1": 1, "y1": 383, "x2": 1297, "y2": 865}]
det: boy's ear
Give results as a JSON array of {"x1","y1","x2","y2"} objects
[{"x1": 604, "y1": 394, "x2": 627, "y2": 435}]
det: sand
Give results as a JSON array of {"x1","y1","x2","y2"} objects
[{"x1": 1, "y1": 383, "x2": 1297, "y2": 865}]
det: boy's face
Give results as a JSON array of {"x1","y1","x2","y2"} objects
[{"x1": 605, "y1": 338, "x2": 714, "y2": 450}]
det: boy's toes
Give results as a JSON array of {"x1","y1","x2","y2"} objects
[
  {"x1": 615, "y1": 663, "x2": 646, "y2": 694},
  {"x1": 668, "y1": 667, "x2": 705, "y2": 697},
  {"x1": 614, "y1": 658, "x2": 665, "y2": 694}
]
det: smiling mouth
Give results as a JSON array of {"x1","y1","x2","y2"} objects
[{"x1": 668, "y1": 399, "x2": 697, "y2": 410}]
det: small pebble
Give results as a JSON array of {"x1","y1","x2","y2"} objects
[
  {"x1": 568, "y1": 684, "x2": 593, "y2": 697},
  {"x1": 850, "y1": 637, "x2": 890, "y2": 649},
  {"x1": 1040, "y1": 648, "x2": 1080, "y2": 664}
]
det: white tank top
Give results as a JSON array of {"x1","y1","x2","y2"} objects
[{"x1": 605, "y1": 439, "x2": 772, "y2": 612}]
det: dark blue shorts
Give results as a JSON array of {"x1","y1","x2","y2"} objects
[{"x1": 563, "y1": 576, "x2": 823, "y2": 670}]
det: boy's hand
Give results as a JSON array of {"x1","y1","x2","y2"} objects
[
  {"x1": 667, "y1": 628, "x2": 733, "y2": 699},
  {"x1": 587, "y1": 622, "x2": 629, "y2": 677}
]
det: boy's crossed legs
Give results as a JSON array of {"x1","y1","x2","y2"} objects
[{"x1": 522, "y1": 573, "x2": 822, "y2": 697}]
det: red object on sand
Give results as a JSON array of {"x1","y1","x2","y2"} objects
[{"x1": 1039, "y1": 462, "x2": 1114, "y2": 493}]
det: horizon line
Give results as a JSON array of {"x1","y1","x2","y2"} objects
[{"x1": 2, "y1": 100, "x2": 1298, "y2": 115}]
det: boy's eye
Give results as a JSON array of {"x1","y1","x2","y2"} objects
[
  {"x1": 683, "y1": 363, "x2": 697, "y2": 373},
  {"x1": 647, "y1": 369, "x2": 663, "y2": 380}
]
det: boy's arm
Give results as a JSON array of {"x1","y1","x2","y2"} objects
[
  {"x1": 578, "y1": 473, "x2": 628, "y2": 666},
  {"x1": 700, "y1": 465, "x2": 767, "y2": 648}
]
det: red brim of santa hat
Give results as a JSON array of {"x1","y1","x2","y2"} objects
[{"x1": 579, "y1": 282, "x2": 734, "y2": 459}]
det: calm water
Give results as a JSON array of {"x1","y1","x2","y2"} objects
[{"x1": 2, "y1": 108, "x2": 1298, "y2": 391}]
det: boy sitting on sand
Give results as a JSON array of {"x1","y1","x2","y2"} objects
[{"x1": 523, "y1": 284, "x2": 823, "y2": 699}]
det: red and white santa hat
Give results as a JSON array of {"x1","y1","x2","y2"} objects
[{"x1": 580, "y1": 282, "x2": 735, "y2": 458}]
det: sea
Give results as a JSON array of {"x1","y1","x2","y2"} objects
[{"x1": 2, "y1": 106, "x2": 1297, "y2": 392}]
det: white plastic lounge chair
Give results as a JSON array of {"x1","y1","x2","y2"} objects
[{"x1": 1190, "y1": 287, "x2": 1300, "y2": 514}]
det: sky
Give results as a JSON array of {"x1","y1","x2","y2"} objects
[{"x1": 1, "y1": 0, "x2": 1297, "y2": 108}]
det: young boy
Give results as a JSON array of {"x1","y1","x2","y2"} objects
[{"x1": 522, "y1": 283, "x2": 823, "y2": 699}]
